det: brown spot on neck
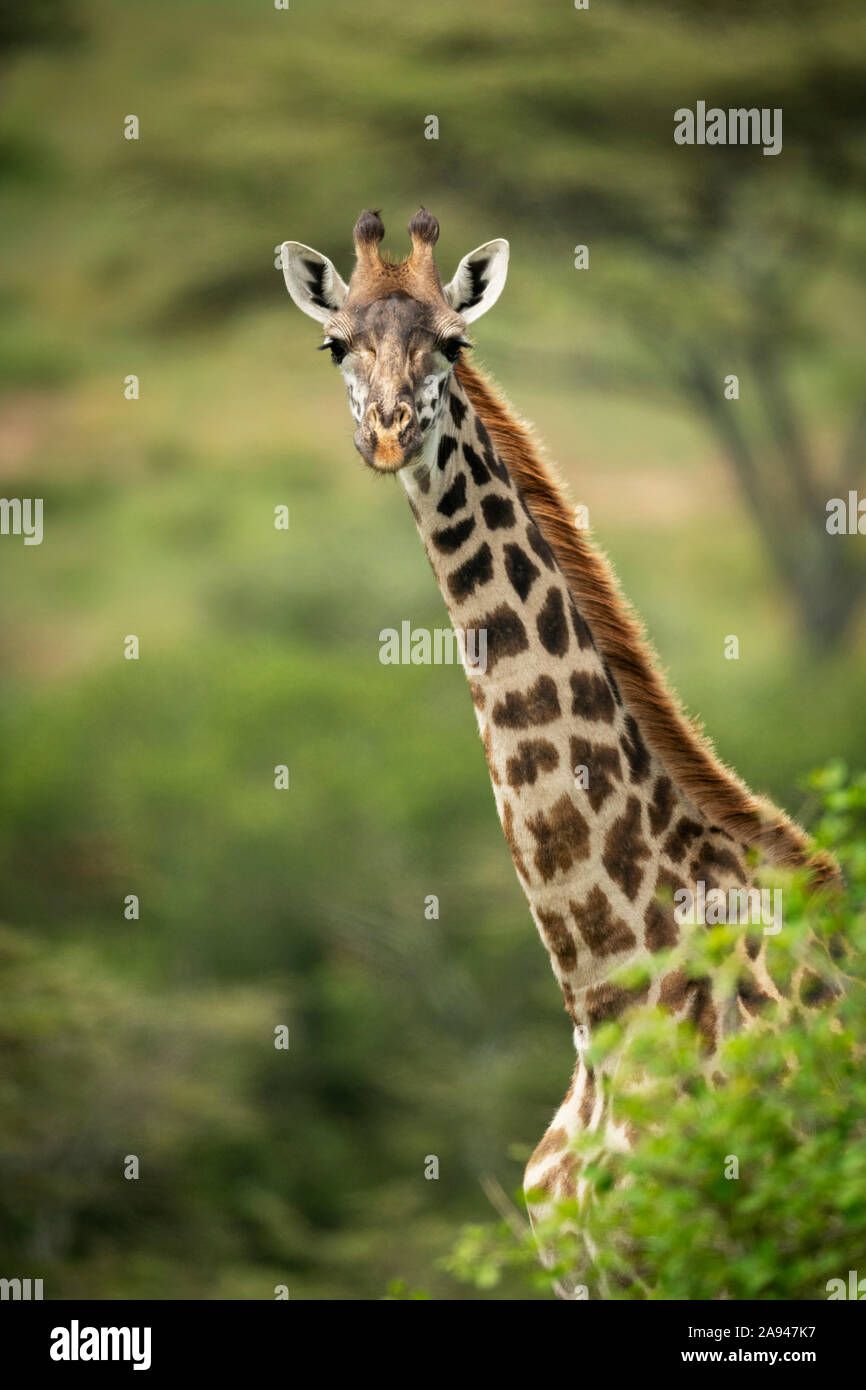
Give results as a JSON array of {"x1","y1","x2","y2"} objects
[{"x1": 454, "y1": 358, "x2": 839, "y2": 888}]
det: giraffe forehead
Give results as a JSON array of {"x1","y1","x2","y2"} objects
[
  {"x1": 333, "y1": 291, "x2": 458, "y2": 348},
  {"x1": 359, "y1": 293, "x2": 431, "y2": 338}
]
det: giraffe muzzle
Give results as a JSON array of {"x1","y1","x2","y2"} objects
[{"x1": 357, "y1": 399, "x2": 422, "y2": 472}]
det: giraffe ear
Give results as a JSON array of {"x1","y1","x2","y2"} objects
[
  {"x1": 280, "y1": 242, "x2": 349, "y2": 324},
  {"x1": 443, "y1": 239, "x2": 509, "y2": 323}
]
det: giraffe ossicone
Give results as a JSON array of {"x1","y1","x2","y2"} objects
[{"x1": 280, "y1": 208, "x2": 842, "y2": 1295}]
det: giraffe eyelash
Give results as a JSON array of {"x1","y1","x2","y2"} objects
[
  {"x1": 318, "y1": 338, "x2": 348, "y2": 365},
  {"x1": 438, "y1": 337, "x2": 470, "y2": 364}
]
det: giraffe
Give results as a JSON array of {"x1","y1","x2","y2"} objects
[{"x1": 280, "y1": 209, "x2": 843, "y2": 1293}]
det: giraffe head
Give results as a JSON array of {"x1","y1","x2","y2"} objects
[{"x1": 280, "y1": 210, "x2": 509, "y2": 472}]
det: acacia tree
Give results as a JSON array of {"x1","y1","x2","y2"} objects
[{"x1": 600, "y1": 165, "x2": 866, "y2": 652}]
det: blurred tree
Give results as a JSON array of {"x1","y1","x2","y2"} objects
[
  {"x1": 0, "y1": 924, "x2": 287, "y2": 1296},
  {"x1": 438, "y1": 0, "x2": 866, "y2": 649},
  {"x1": 96, "y1": 0, "x2": 863, "y2": 647},
  {"x1": 0, "y1": 0, "x2": 81, "y2": 62}
]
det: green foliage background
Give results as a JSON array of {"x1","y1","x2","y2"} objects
[
  {"x1": 0, "y1": 0, "x2": 863, "y2": 1298},
  {"x1": 450, "y1": 769, "x2": 866, "y2": 1300}
]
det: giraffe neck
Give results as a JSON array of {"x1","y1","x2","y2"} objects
[{"x1": 399, "y1": 370, "x2": 745, "y2": 1034}]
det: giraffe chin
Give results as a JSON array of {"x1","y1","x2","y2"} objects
[{"x1": 357, "y1": 435, "x2": 422, "y2": 473}]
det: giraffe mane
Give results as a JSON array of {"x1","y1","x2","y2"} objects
[{"x1": 455, "y1": 357, "x2": 840, "y2": 890}]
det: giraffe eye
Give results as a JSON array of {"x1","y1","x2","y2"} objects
[
  {"x1": 318, "y1": 338, "x2": 347, "y2": 365},
  {"x1": 439, "y1": 337, "x2": 469, "y2": 364}
]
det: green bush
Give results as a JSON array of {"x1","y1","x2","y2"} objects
[{"x1": 448, "y1": 764, "x2": 866, "y2": 1299}]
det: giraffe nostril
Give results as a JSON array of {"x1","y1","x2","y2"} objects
[{"x1": 366, "y1": 402, "x2": 415, "y2": 435}]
